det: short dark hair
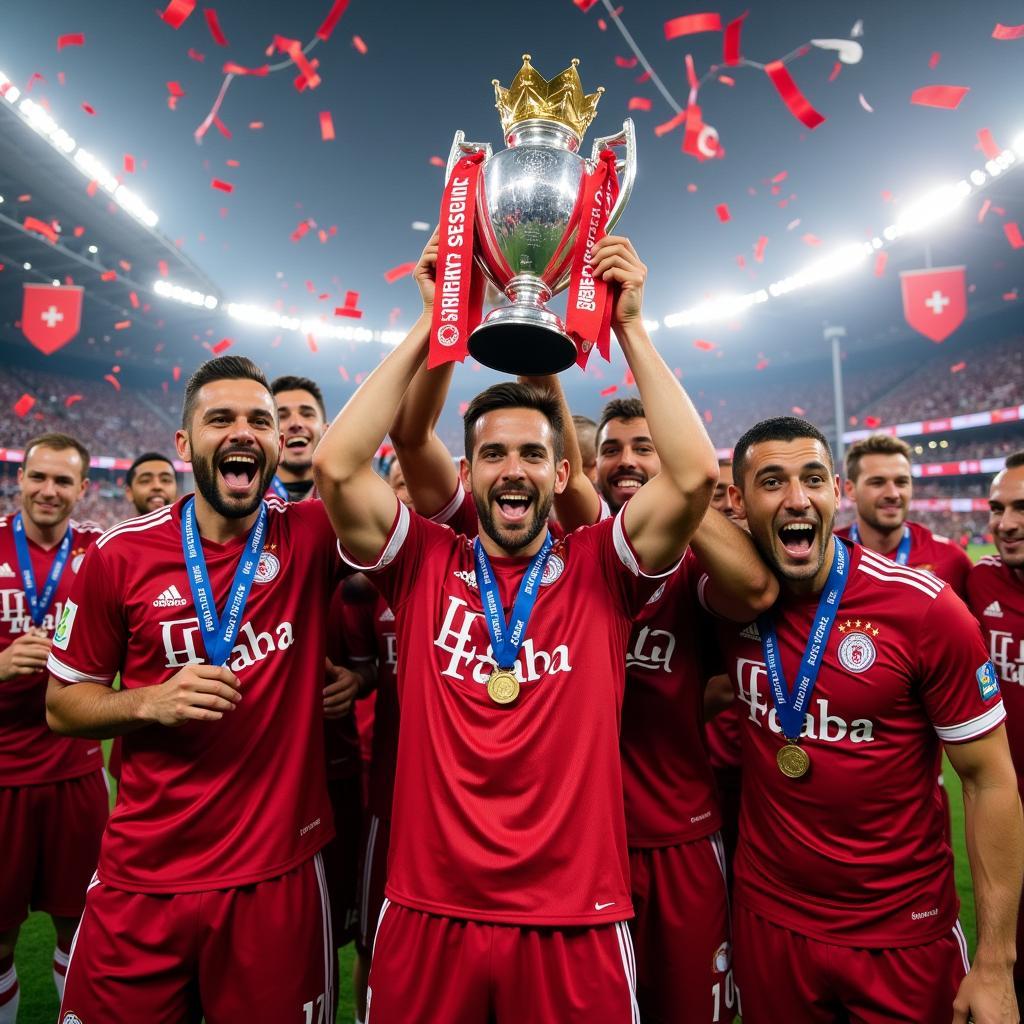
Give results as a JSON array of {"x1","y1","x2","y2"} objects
[
  {"x1": 271, "y1": 375, "x2": 327, "y2": 420},
  {"x1": 182, "y1": 356, "x2": 271, "y2": 429},
  {"x1": 127, "y1": 452, "x2": 175, "y2": 485},
  {"x1": 598, "y1": 397, "x2": 645, "y2": 439},
  {"x1": 23, "y1": 432, "x2": 90, "y2": 477},
  {"x1": 463, "y1": 382, "x2": 564, "y2": 462},
  {"x1": 844, "y1": 433, "x2": 911, "y2": 482},
  {"x1": 732, "y1": 416, "x2": 833, "y2": 490},
  {"x1": 1006, "y1": 450, "x2": 1024, "y2": 470}
]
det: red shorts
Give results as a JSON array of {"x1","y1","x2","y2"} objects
[
  {"x1": 59, "y1": 853, "x2": 335, "y2": 1024},
  {"x1": 0, "y1": 771, "x2": 108, "y2": 930},
  {"x1": 628, "y1": 834, "x2": 733, "y2": 1024},
  {"x1": 733, "y1": 904, "x2": 970, "y2": 1024},
  {"x1": 322, "y1": 773, "x2": 363, "y2": 945},
  {"x1": 357, "y1": 813, "x2": 391, "y2": 952},
  {"x1": 367, "y1": 900, "x2": 640, "y2": 1023}
]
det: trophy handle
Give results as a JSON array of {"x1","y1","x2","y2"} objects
[
  {"x1": 590, "y1": 117, "x2": 637, "y2": 232},
  {"x1": 444, "y1": 130, "x2": 493, "y2": 182}
]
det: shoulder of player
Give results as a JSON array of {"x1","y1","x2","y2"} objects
[
  {"x1": 855, "y1": 545, "x2": 947, "y2": 602},
  {"x1": 94, "y1": 504, "x2": 177, "y2": 553},
  {"x1": 70, "y1": 518, "x2": 105, "y2": 540},
  {"x1": 970, "y1": 556, "x2": 1002, "y2": 573}
]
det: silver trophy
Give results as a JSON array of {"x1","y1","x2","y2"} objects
[{"x1": 444, "y1": 55, "x2": 636, "y2": 375}]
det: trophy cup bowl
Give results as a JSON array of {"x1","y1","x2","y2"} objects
[{"x1": 444, "y1": 57, "x2": 637, "y2": 375}]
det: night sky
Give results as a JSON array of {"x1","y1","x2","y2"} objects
[{"x1": 2, "y1": 0, "x2": 1022, "y2": 413}]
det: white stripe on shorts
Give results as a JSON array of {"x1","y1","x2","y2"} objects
[
  {"x1": 613, "y1": 921, "x2": 641, "y2": 1023},
  {"x1": 58, "y1": 871, "x2": 100, "y2": 1018},
  {"x1": 360, "y1": 815, "x2": 380, "y2": 948},
  {"x1": 313, "y1": 852, "x2": 335, "y2": 1018},
  {"x1": 952, "y1": 920, "x2": 970, "y2": 974}
]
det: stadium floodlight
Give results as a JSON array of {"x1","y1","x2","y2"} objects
[
  {"x1": 892, "y1": 181, "x2": 970, "y2": 237},
  {"x1": 969, "y1": 169, "x2": 987, "y2": 186},
  {"x1": 0, "y1": 195, "x2": 4, "y2": 204},
  {"x1": 1014, "y1": 132, "x2": 1024, "y2": 158},
  {"x1": 664, "y1": 291, "x2": 760, "y2": 327},
  {"x1": 642, "y1": 319, "x2": 660, "y2": 332},
  {"x1": 87, "y1": 244, "x2": 98, "y2": 254},
  {"x1": 226, "y1": 301, "x2": 405, "y2": 345},
  {"x1": 154, "y1": 278, "x2": 219, "y2": 310},
  {"x1": 51, "y1": 278, "x2": 60, "y2": 286},
  {"x1": 23, "y1": 262, "x2": 31, "y2": 270}
]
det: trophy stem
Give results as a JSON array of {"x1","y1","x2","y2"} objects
[{"x1": 505, "y1": 275, "x2": 552, "y2": 307}]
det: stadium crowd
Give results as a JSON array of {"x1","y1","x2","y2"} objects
[{"x1": 2, "y1": 236, "x2": 1023, "y2": 1024}]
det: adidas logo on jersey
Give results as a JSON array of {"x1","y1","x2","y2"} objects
[
  {"x1": 984, "y1": 601, "x2": 1003, "y2": 618},
  {"x1": 379, "y1": 607, "x2": 395, "y2": 622},
  {"x1": 0, "y1": 562, "x2": 15, "y2": 578},
  {"x1": 740, "y1": 622, "x2": 761, "y2": 641},
  {"x1": 453, "y1": 570, "x2": 478, "y2": 590},
  {"x1": 153, "y1": 585, "x2": 188, "y2": 608}
]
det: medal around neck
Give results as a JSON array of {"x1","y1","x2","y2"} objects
[
  {"x1": 433, "y1": 55, "x2": 637, "y2": 375},
  {"x1": 487, "y1": 668, "x2": 520, "y2": 705},
  {"x1": 776, "y1": 740, "x2": 810, "y2": 779}
]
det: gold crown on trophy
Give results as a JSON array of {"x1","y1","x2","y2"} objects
[{"x1": 492, "y1": 55, "x2": 604, "y2": 139}]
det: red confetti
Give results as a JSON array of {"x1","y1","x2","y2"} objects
[
  {"x1": 13, "y1": 394, "x2": 35, "y2": 418},
  {"x1": 226, "y1": 159, "x2": 240, "y2": 167},
  {"x1": 23, "y1": 217, "x2": 58, "y2": 244},
  {"x1": 863, "y1": 416, "x2": 881, "y2": 429},
  {"x1": 765, "y1": 61, "x2": 826, "y2": 128},
  {"x1": 664, "y1": 13, "x2": 722, "y2": 40},
  {"x1": 73, "y1": 225, "x2": 85, "y2": 237},
  {"x1": 1003, "y1": 290, "x2": 1019, "y2": 302},
  {"x1": 319, "y1": 110, "x2": 335, "y2": 141},
  {"x1": 623, "y1": 369, "x2": 635, "y2": 387},
  {"x1": 715, "y1": 203, "x2": 730, "y2": 222},
  {"x1": 628, "y1": 96, "x2": 652, "y2": 111},
  {"x1": 352, "y1": 35, "x2": 367, "y2": 54},
  {"x1": 57, "y1": 33, "x2": 85, "y2": 50},
  {"x1": 873, "y1": 251, "x2": 888, "y2": 277},
  {"x1": 636, "y1": 70, "x2": 652, "y2": 84},
  {"x1": 428, "y1": 155, "x2": 445, "y2": 167},
  {"x1": 614, "y1": 56, "x2": 638, "y2": 68},
  {"x1": 718, "y1": 74, "x2": 735, "y2": 86},
  {"x1": 600, "y1": 385, "x2": 618, "y2": 397},
  {"x1": 158, "y1": 260, "x2": 169, "y2": 277},
  {"x1": 81, "y1": 102, "x2": 96, "y2": 115},
  {"x1": 210, "y1": 178, "x2": 233, "y2": 193},
  {"x1": 172, "y1": 366, "x2": 182, "y2": 382},
  {"x1": 213, "y1": 116, "x2": 231, "y2": 139},
  {"x1": 722, "y1": 10, "x2": 747, "y2": 65},
  {"x1": 203, "y1": 8, "x2": 229, "y2": 46},
  {"x1": 992, "y1": 23, "x2": 1024, "y2": 40},
  {"x1": 654, "y1": 109, "x2": 688, "y2": 137},
  {"x1": 211, "y1": 338, "x2": 232, "y2": 354},
  {"x1": 703, "y1": 410, "x2": 713, "y2": 424},
  {"x1": 694, "y1": 339, "x2": 716, "y2": 351},
  {"x1": 224, "y1": 62, "x2": 269, "y2": 76},
  {"x1": 977, "y1": 127, "x2": 1001, "y2": 159},
  {"x1": 57, "y1": 72, "x2": 66, "y2": 86},
  {"x1": 928, "y1": 51, "x2": 941, "y2": 69},
  {"x1": 316, "y1": 0, "x2": 350, "y2": 41},
  {"x1": 910, "y1": 85, "x2": 969, "y2": 110},
  {"x1": 113, "y1": 321, "x2": 131, "y2": 331},
  {"x1": 338, "y1": 365, "x2": 350, "y2": 381},
  {"x1": 129, "y1": 291, "x2": 140, "y2": 309},
  {"x1": 335, "y1": 290, "x2": 364, "y2": 318},
  {"x1": 187, "y1": 47, "x2": 205, "y2": 62},
  {"x1": 123, "y1": 153, "x2": 135, "y2": 174},
  {"x1": 771, "y1": 170, "x2": 788, "y2": 183},
  {"x1": 950, "y1": 362, "x2": 966, "y2": 373},
  {"x1": 977, "y1": 199, "x2": 991, "y2": 223},
  {"x1": 1004, "y1": 222, "x2": 1024, "y2": 249},
  {"x1": 284, "y1": 42, "x2": 321, "y2": 91},
  {"x1": 685, "y1": 54, "x2": 699, "y2": 91},
  {"x1": 249, "y1": 121, "x2": 264, "y2": 130},
  {"x1": 384, "y1": 262, "x2": 416, "y2": 283},
  {"x1": 307, "y1": 334, "x2": 318, "y2": 353},
  {"x1": 828, "y1": 61, "x2": 841, "y2": 82},
  {"x1": 291, "y1": 220, "x2": 312, "y2": 242},
  {"x1": 160, "y1": 0, "x2": 195, "y2": 28},
  {"x1": 755, "y1": 359, "x2": 769, "y2": 370},
  {"x1": 166, "y1": 81, "x2": 185, "y2": 110},
  {"x1": 753, "y1": 235, "x2": 768, "y2": 262},
  {"x1": 801, "y1": 233, "x2": 821, "y2": 247},
  {"x1": 86, "y1": 180, "x2": 98, "y2": 197},
  {"x1": 104, "y1": 374, "x2": 122, "y2": 390},
  {"x1": 574, "y1": 0, "x2": 600, "y2": 9},
  {"x1": 119, "y1": 259, "x2": 132, "y2": 272},
  {"x1": 64, "y1": 394, "x2": 83, "y2": 407}
]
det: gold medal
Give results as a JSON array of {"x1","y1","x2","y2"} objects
[
  {"x1": 776, "y1": 741, "x2": 810, "y2": 779},
  {"x1": 487, "y1": 669, "x2": 520, "y2": 705}
]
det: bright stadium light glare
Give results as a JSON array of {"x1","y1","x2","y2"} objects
[
  {"x1": 23, "y1": 262, "x2": 31, "y2": 270},
  {"x1": 52, "y1": 279, "x2": 60, "y2": 286},
  {"x1": 87, "y1": 244, "x2": 98, "y2": 254},
  {"x1": 664, "y1": 292, "x2": 759, "y2": 328},
  {"x1": 642, "y1": 319, "x2": 660, "y2": 332},
  {"x1": 970, "y1": 169, "x2": 987, "y2": 186},
  {"x1": 226, "y1": 301, "x2": 402, "y2": 345},
  {"x1": 154, "y1": 279, "x2": 218, "y2": 310},
  {"x1": 893, "y1": 182, "x2": 970, "y2": 236},
  {"x1": 1014, "y1": 132, "x2": 1024, "y2": 157}
]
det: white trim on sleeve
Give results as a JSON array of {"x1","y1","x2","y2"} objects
[
  {"x1": 338, "y1": 501, "x2": 411, "y2": 573},
  {"x1": 934, "y1": 701, "x2": 1006, "y2": 744},
  {"x1": 612, "y1": 507, "x2": 682, "y2": 580},
  {"x1": 429, "y1": 486, "x2": 465, "y2": 526},
  {"x1": 46, "y1": 653, "x2": 115, "y2": 686}
]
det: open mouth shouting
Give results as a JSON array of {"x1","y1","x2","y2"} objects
[
  {"x1": 217, "y1": 448, "x2": 263, "y2": 499},
  {"x1": 776, "y1": 519, "x2": 817, "y2": 562},
  {"x1": 492, "y1": 486, "x2": 535, "y2": 528}
]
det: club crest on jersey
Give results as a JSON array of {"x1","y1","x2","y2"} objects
[
  {"x1": 540, "y1": 553, "x2": 564, "y2": 587},
  {"x1": 837, "y1": 631, "x2": 876, "y2": 674},
  {"x1": 712, "y1": 940, "x2": 731, "y2": 973},
  {"x1": 71, "y1": 552, "x2": 86, "y2": 573},
  {"x1": 61, "y1": 1014, "x2": 83, "y2": 1024},
  {"x1": 977, "y1": 660, "x2": 1000, "y2": 702},
  {"x1": 254, "y1": 550, "x2": 280, "y2": 584}
]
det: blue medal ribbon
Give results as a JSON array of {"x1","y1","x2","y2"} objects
[
  {"x1": 850, "y1": 522, "x2": 910, "y2": 565},
  {"x1": 473, "y1": 533, "x2": 553, "y2": 671},
  {"x1": 12, "y1": 513, "x2": 73, "y2": 627},
  {"x1": 758, "y1": 540, "x2": 849, "y2": 741},
  {"x1": 180, "y1": 497, "x2": 268, "y2": 666},
  {"x1": 269, "y1": 475, "x2": 289, "y2": 501}
]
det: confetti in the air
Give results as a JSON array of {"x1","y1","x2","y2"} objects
[
  {"x1": 992, "y1": 23, "x2": 1024, "y2": 40},
  {"x1": 715, "y1": 203, "x2": 730, "y2": 222},
  {"x1": 1004, "y1": 223, "x2": 1024, "y2": 250},
  {"x1": 57, "y1": 33, "x2": 85, "y2": 51},
  {"x1": 211, "y1": 178, "x2": 234, "y2": 193},
  {"x1": 160, "y1": 0, "x2": 196, "y2": 29},
  {"x1": 664, "y1": 13, "x2": 722, "y2": 40},
  {"x1": 204, "y1": 8, "x2": 230, "y2": 47},
  {"x1": 384, "y1": 262, "x2": 416, "y2": 283},
  {"x1": 910, "y1": 85, "x2": 969, "y2": 110},
  {"x1": 13, "y1": 394, "x2": 36, "y2": 418},
  {"x1": 319, "y1": 110, "x2": 335, "y2": 141},
  {"x1": 764, "y1": 61, "x2": 826, "y2": 128},
  {"x1": 352, "y1": 35, "x2": 367, "y2": 54},
  {"x1": 628, "y1": 97, "x2": 653, "y2": 111}
]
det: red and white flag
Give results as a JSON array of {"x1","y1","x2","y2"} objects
[
  {"x1": 21, "y1": 284, "x2": 84, "y2": 355},
  {"x1": 900, "y1": 266, "x2": 966, "y2": 343}
]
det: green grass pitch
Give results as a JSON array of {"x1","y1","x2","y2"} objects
[{"x1": 14, "y1": 543, "x2": 995, "y2": 1021}]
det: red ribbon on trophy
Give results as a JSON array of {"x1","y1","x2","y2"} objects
[
  {"x1": 429, "y1": 151, "x2": 487, "y2": 368},
  {"x1": 565, "y1": 149, "x2": 620, "y2": 368}
]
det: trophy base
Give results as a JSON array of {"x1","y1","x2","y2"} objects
[{"x1": 468, "y1": 307, "x2": 578, "y2": 376}]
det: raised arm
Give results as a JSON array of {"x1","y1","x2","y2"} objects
[
  {"x1": 691, "y1": 508, "x2": 779, "y2": 621},
  {"x1": 947, "y1": 727, "x2": 1024, "y2": 1024},
  {"x1": 314, "y1": 236, "x2": 435, "y2": 562},
  {"x1": 523, "y1": 374, "x2": 602, "y2": 530},
  {"x1": 389, "y1": 359, "x2": 460, "y2": 518},
  {"x1": 591, "y1": 236, "x2": 719, "y2": 573}
]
